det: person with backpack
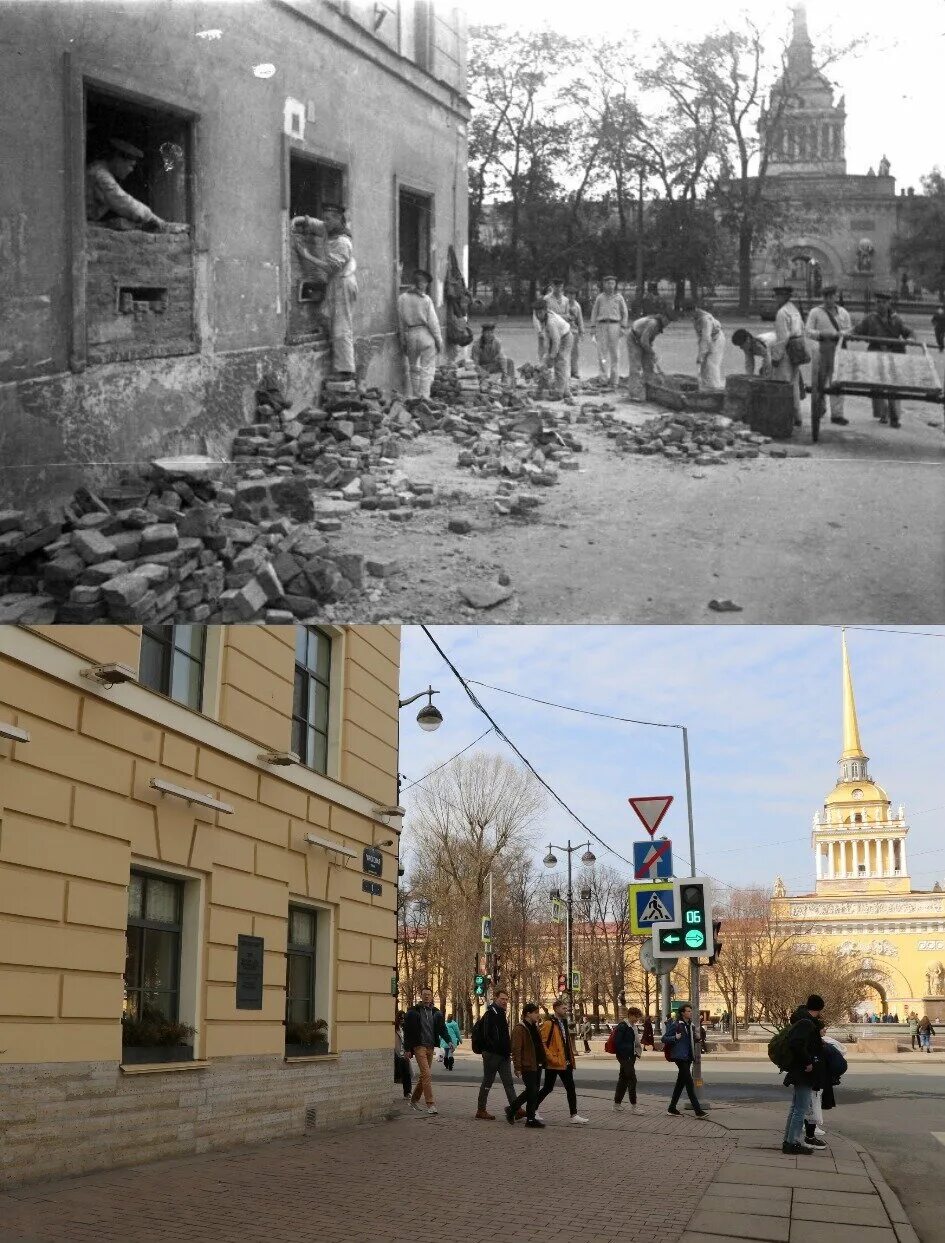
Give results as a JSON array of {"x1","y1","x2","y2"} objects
[
  {"x1": 508, "y1": 1002, "x2": 548, "y2": 1128},
  {"x1": 612, "y1": 1005, "x2": 643, "y2": 1111},
  {"x1": 771, "y1": 994, "x2": 827, "y2": 1155},
  {"x1": 662, "y1": 1004, "x2": 707, "y2": 1118},
  {"x1": 535, "y1": 996, "x2": 589, "y2": 1125},
  {"x1": 440, "y1": 1013, "x2": 462, "y2": 1071},
  {"x1": 474, "y1": 989, "x2": 520, "y2": 1120},
  {"x1": 403, "y1": 986, "x2": 448, "y2": 1116}
]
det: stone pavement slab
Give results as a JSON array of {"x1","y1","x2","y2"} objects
[
  {"x1": 680, "y1": 1101, "x2": 918, "y2": 1243},
  {"x1": 0, "y1": 1084, "x2": 734, "y2": 1243}
]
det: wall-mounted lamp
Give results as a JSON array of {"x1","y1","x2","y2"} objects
[
  {"x1": 0, "y1": 721, "x2": 30, "y2": 743},
  {"x1": 149, "y1": 778, "x2": 234, "y2": 814},
  {"x1": 258, "y1": 750, "x2": 299, "y2": 766},
  {"x1": 398, "y1": 686, "x2": 442, "y2": 732},
  {"x1": 80, "y1": 663, "x2": 137, "y2": 689},
  {"x1": 377, "y1": 838, "x2": 395, "y2": 848},
  {"x1": 304, "y1": 832, "x2": 358, "y2": 860},
  {"x1": 372, "y1": 804, "x2": 406, "y2": 819}
]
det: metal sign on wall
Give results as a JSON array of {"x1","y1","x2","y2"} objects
[
  {"x1": 235, "y1": 934, "x2": 264, "y2": 1010},
  {"x1": 363, "y1": 847, "x2": 383, "y2": 876}
]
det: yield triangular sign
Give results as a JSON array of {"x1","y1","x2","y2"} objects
[{"x1": 628, "y1": 795, "x2": 674, "y2": 838}]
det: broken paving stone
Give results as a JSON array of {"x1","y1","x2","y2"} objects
[
  {"x1": 448, "y1": 515, "x2": 475, "y2": 535},
  {"x1": 708, "y1": 598, "x2": 744, "y2": 613},
  {"x1": 460, "y1": 582, "x2": 514, "y2": 610},
  {"x1": 139, "y1": 524, "x2": 179, "y2": 556},
  {"x1": 316, "y1": 518, "x2": 342, "y2": 532},
  {"x1": 366, "y1": 558, "x2": 400, "y2": 578}
]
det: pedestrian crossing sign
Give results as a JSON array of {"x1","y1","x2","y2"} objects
[{"x1": 629, "y1": 881, "x2": 677, "y2": 935}]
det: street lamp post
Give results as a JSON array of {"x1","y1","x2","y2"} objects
[
  {"x1": 394, "y1": 687, "x2": 444, "y2": 1005},
  {"x1": 544, "y1": 840, "x2": 596, "y2": 1020}
]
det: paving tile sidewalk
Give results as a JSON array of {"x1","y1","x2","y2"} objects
[
  {"x1": 682, "y1": 1101, "x2": 920, "y2": 1243},
  {"x1": 0, "y1": 1083, "x2": 733, "y2": 1243}
]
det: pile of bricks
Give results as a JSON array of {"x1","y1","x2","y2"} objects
[
  {"x1": 449, "y1": 407, "x2": 585, "y2": 486},
  {"x1": 0, "y1": 460, "x2": 370, "y2": 626},
  {"x1": 591, "y1": 409, "x2": 779, "y2": 464}
]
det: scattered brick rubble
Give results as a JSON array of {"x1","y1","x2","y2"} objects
[{"x1": 0, "y1": 364, "x2": 803, "y2": 623}]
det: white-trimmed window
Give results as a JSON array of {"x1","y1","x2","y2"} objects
[
  {"x1": 139, "y1": 625, "x2": 207, "y2": 711},
  {"x1": 292, "y1": 626, "x2": 332, "y2": 773},
  {"x1": 285, "y1": 901, "x2": 332, "y2": 1054}
]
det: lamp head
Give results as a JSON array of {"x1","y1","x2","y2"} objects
[
  {"x1": 543, "y1": 849, "x2": 557, "y2": 869},
  {"x1": 416, "y1": 702, "x2": 443, "y2": 731},
  {"x1": 581, "y1": 848, "x2": 596, "y2": 866}
]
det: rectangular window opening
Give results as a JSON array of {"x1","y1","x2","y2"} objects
[
  {"x1": 292, "y1": 626, "x2": 332, "y2": 775},
  {"x1": 287, "y1": 152, "x2": 345, "y2": 343},
  {"x1": 398, "y1": 188, "x2": 432, "y2": 289},
  {"x1": 123, "y1": 870, "x2": 193, "y2": 1064},
  {"x1": 83, "y1": 84, "x2": 195, "y2": 364},
  {"x1": 286, "y1": 903, "x2": 329, "y2": 1054},
  {"x1": 139, "y1": 625, "x2": 207, "y2": 711}
]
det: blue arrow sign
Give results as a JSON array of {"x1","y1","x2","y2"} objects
[{"x1": 633, "y1": 839, "x2": 673, "y2": 880}]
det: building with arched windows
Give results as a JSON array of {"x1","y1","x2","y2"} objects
[
  {"x1": 773, "y1": 631, "x2": 945, "y2": 1022},
  {"x1": 753, "y1": 4, "x2": 910, "y2": 301}
]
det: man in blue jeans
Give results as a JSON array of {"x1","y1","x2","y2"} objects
[
  {"x1": 662, "y1": 1003, "x2": 707, "y2": 1118},
  {"x1": 782, "y1": 994, "x2": 826, "y2": 1155}
]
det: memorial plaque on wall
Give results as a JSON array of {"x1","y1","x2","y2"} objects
[
  {"x1": 236, "y1": 934, "x2": 264, "y2": 1010},
  {"x1": 363, "y1": 846, "x2": 383, "y2": 877}
]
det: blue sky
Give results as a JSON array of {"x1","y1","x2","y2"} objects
[{"x1": 398, "y1": 626, "x2": 945, "y2": 896}]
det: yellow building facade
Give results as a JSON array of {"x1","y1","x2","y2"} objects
[
  {"x1": 0, "y1": 623, "x2": 401, "y2": 1187},
  {"x1": 775, "y1": 632, "x2": 945, "y2": 1021}
]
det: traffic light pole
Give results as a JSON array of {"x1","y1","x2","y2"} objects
[
  {"x1": 682, "y1": 726, "x2": 703, "y2": 1092},
  {"x1": 566, "y1": 840, "x2": 574, "y2": 1022}
]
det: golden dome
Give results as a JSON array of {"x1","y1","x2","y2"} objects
[{"x1": 824, "y1": 779, "x2": 890, "y2": 807}]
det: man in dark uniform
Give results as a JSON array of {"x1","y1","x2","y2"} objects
[{"x1": 853, "y1": 291, "x2": 914, "y2": 427}]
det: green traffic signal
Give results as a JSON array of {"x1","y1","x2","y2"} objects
[
  {"x1": 684, "y1": 929, "x2": 706, "y2": 949},
  {"x1": 474, "y1": 973, "x2": 487, "y2": 996}
]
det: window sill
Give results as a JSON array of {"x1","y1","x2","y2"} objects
[
  {"x1": 120, "y1": 1060, "x2": 209, "y2": 1075},
  {"x1": 284, "y1": 1053, "x2": 339, "y2": 1065}
]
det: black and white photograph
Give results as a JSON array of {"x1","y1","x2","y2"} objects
[{"x1": 1, "y1": 0, "x2": 943, "y2": 624}]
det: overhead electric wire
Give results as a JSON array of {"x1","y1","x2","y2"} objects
[
  {"x1": 420, "y1": 625, "x2": 635, "y2": 869},
  {"x1": 399, "y1": 727, "x2": 495, "y2": 792}
]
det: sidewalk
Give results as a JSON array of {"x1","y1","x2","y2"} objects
[{"x1": 0, "y1": 1083, "x2": 917, "y2": 1243}]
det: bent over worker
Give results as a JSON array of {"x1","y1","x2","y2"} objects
[
  {"x1": 86, "y1": 138, "x2": 186, "y2": 233},
  {"x1": 292, "y1": 204, "x2": 358, "y2": 375},
  {"x1": 626, "y1": 312, "x2": 669, "y2": 401},
  {"x1": 532, "y1": 300, "x2": 574, "y2": 404},
  {"x1": 731, "y1": 328, "x2": 775, "y2": 377},
  {"x1": 397, "y1": 268, "x2": 442, "y2": 399}
]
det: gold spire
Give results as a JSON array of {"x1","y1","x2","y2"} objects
[{"x1": 841, "y1": 628, "x2": 866, "y2": 760}]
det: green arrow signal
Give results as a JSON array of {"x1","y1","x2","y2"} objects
[
  {"x1": 685, "y1": 929, "x2": 706, "y2": 949},
  {"x1": 662, "y1": 932, "x2": 681, "y2": 945}
]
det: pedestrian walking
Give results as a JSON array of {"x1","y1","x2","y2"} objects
[
  {"x1": 806, "y1": 285, "x2": 852, "y2": 427},
  {"x1": 536, "y1": 996, "x2": 588, "y2": 1124},
  {"x1": 662, "y1": 1003, "x2": 707, "y2": 1118},
  {"x1": 641, "y1": 1014, "x2": 655, "y2": 1049},
  {"x1": 613, "y1": 1005, "x2": 643, "y2": 1111},
  {"x1": 475, "y1": 988, "x2": 520, "y2": 1120},
  {"x1": 918, "y1": 1016, "x2": 935, "y2": 1052},
  {"x1": 508, "y1": 1002, "x2": 548, "y2": 1128},
  {"x1": 693, "y1": 307, "x2": 726, "y2": 389},
  {"x1": 403, "y1": 986, "x2": 447, "y2": 1116},
  {"x1": 775, "y1": 993, "x2": 826, "y2": 1155},
  {"x1": 532, "y1": 300, "x2": 575, "y2": 404},
  {"x1": 441, "y1": 1013, "x2": 462, "y2": 1071},
  {"x1": 580, "y1": 1016, "x2": 592, "y2": 1054},
  {"x1": 771, "y1": 285, "x2": 806, "y2": 427},
  {"x1": 394, "y1": 1009, "x2": 412, "y2": 1102},
  {"x1": 397, "y1": 268, "x2": 442, "y2": 399},
  {"x1": 854, "y1": 291, "x2": 915, "y2": 427},
  {"x1": 908, "y1": 1013, "x2": 919, "y2": 1050},
  {"x1": 589, "y1": 276, "x2": 628, "y2": 390},
  {"x1": 626, "y1": 312, "x2": 670, "y2": 401}
]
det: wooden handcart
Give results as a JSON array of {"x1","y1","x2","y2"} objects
[{"x1": 820, "y1": 336, "x2": 944, "y2": 443}]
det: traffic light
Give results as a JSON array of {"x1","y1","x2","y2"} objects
[
  {"x1": 474, "y1": 973, "x2": 487, "y2": 997},
  {"x1": 656, "y1": 879, "x2": 714, "y2": 957},
  {"x1": 557, "y1": 972, "x2": 566, "y2": 993},
  {"x1": 708, "y1": 920, "x2": 723, "y2": 967}
]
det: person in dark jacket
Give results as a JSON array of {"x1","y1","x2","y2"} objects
[
  {"x1": 931, "y1": 304, "x2": 945, "y2": 352},
  {"x1": 614, "y1": 1006, "x2": 643, "y2": 1111},
  {"x1": 476, "y1": 989, "x2": 519, "y2": 1120},
  {"x1": 662, "y1": 1004, "x2": 707, "y2": 1117},
  {"x1": 403, "y1": 986, "x2": 448, "y2": 1116},
  {"x1": 853, "y1": 292, "x2": 914, "y2": 426},
  {"x1": 508, "y1": 1002, "x2": 547, "y2": 1127},
  {"x1": 781, "y1": 994, "x2": 826, "y2": 1154}
]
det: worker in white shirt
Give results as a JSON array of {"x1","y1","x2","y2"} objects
[
  {"x1": 731, "y1": 328, "x2": 776, "y2": 377},
  {"x1": 532, "y1": 300, "x2": 575, "y2": 404},
  {"x1": 805, "y1": 285, "x2": 851, "y2": 427},
  {"x1": 772, "y1": 284, "x2": 806, "y2": 426},
  {"x1": 292, "y1": 204, "x2": 358, "y2": 375},
  {"x1": 590, "y1": 276, "x2": 628, "y2": 390},
  {"x1": 627, "y1": 312, "x2": 670, "y2": 401},
  {"x1": 692, "y1": 307, "x2": 726, "y2": 389},
  {"x1": 397, "y1": 268, "x2": 442, "y2": 399},
  {"x1": 564, "y1": 286, "x2": 585, "y2": 379}
]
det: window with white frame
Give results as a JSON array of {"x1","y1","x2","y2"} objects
[
  {"x1": 139, "y1": 625, "x2": 207, "y2": 710},
  {"x1": 292, "y1": 626, "x2": 332, "y2": 773},
  {"x1": 285, "y1": 903, "x2": 331, "y2": 1052}
]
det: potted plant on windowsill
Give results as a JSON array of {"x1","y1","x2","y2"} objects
[
  {"x1": 285, "y1": 1019, "x2": 329, "y2": 1057},
  {"x1": 121, "y1": 1007, "x2": 196, "y2": 1064}
]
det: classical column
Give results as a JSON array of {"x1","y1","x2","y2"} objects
[
  {"x1": 882, "y1": 839, "x2": 890, "y2": 876},
  {"x1": 828, "y1": 841, "x2": 836, "y2": 878},
  {"x1": 816, "y1": 847, "x2": 823, "y2": 879},
  {"x1": 900, "y1": 837, "x2": 908, "y2": 875}
]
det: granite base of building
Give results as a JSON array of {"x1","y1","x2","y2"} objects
[{"x1": 0, "y1": 1049, "x2": 391, "y2": 1189}]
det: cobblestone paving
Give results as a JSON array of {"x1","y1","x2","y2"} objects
[{"x1": 0, "y1": 1085, "x2": 734, "y2": 1243}]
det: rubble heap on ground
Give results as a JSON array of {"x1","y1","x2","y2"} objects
[{"x1": 590, "y1": 408, "x2": 782, "y2": 464}]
